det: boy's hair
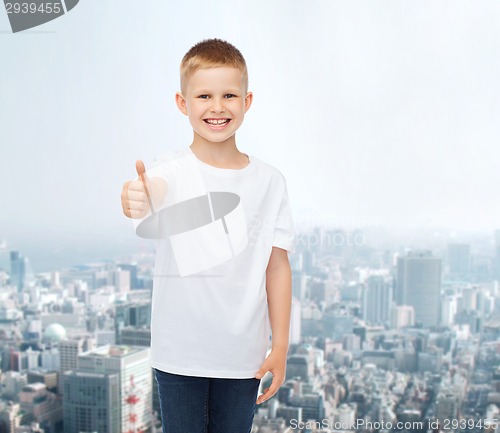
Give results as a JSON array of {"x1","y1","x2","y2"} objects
[{"x1": 180, "y1": 38, "x2": 248, "y2": 93}]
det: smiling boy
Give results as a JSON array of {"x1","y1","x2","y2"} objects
[{"x1": 121, "y1": 38, "x2": 295, "y2": 433}]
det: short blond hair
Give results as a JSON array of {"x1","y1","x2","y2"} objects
[{"x1": 180, "y1": 38, "x2": 248, "y2": 93}]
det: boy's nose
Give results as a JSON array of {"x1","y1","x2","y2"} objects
[{"x1": 210, "y1": 98, "x2": 226, "y2": 113}]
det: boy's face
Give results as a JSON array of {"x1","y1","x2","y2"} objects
[{"x1": 175, "y1": 67, "x2": 252, "y2": 145}]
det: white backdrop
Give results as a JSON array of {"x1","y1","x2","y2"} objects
[{"x1": 1, "y1": 1, "x2": 499, "y2": 269}]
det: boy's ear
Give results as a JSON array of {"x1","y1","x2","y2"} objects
[
  {"x1": 244, "y1": 91, "x2": 253, "y2": 113},
  {"x1": 175, "y1": 92, "x2": 188, "y2": 115}
]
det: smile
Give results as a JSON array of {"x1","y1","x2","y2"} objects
[{"x1": 203, "y1": 118, "x2": 231, "y2": 129}]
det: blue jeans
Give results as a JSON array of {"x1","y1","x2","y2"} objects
[{"x1": 154, "y1": 368, "x2": 261, "y2": 433}]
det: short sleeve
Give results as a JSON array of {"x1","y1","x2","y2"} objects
[{"x1": 272, "y1": 180, "x2": 296, "y2": 253}]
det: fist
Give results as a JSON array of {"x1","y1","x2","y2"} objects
[{"x1": 121, "y1": 160, "x2": 153, "y2": 219}]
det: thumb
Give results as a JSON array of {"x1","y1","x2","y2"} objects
[
  {"x1": 136, "y1": 159, "x2": 146, "y2": 178},
  {"x1": 135, "y1": 159, "x2": 154, "y2": 213},
  {"x1": 255, "y1": 363, "x2": 269, "y2": 379}
]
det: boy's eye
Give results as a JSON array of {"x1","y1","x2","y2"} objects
[
  {"x1": 225, "y1": 94, "x2": 237, "y2": 98},
  {"x1": 198, "y1": 95, "x2": 210, "y2": 99}
]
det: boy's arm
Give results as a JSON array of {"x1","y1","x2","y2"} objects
[{"x1": 255, "y1": 246, "x2": 292, "y2": 405}]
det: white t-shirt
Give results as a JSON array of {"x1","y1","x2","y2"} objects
[{"x1": 134, "y1": 147, "x2": 295, "y2": 378}]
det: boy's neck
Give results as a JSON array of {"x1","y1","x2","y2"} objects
[{"x1": 190, "y1": 135, "x2": 249, "y2": 169}]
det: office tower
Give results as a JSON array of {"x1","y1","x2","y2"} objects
[
  {"x1": 459, "y1": 286, "x2": 478, "y2": 313},
  {"x1": 19, "y1": 383, "x2": 62, "y2": 429},
  {"x1": 114, "y1": 300, "x2": 151, "y2": 344},
  {"x1": 10, "y1": 250, "x2": 33, "y2": 292},
  {"x1": 362, "y1": 276, "x2": 393, "y2": 326},
  {"x1": 447, "y1": 244, "x2": 471, "y2": 278},
  {"x1": 302, "y1": 249, "x2": 315, "y2": 274},
  {"x1": 59, "y1": 337, "x2": 95, "y2": 373},
  {"x1": 309, "y1": 280, "x2": 326, "y2": 303},
  {"x1": 396, "y1": 251, "x2": 441, "y2": 328},
  {"x1": 63, "y1": 371, "x2": 120, "y2": 433},
  {"x1": 115, "y1": 327, "x2": 160, "y2": 421},
  {"x1": 441, "y1": 295, "x2": 457, "y2": 327},
  {"x1": 0, "y1": 401, "x2": 22, "y2": 433},
  {"x1": 76, "y1": 345, "x2": 152, "y2": 433},
  {"x1": 286, "y1": 354, "x2": 313, "y2": 381},
  {"x1": 4, "y1": 371, "x2": 27, "y2": 398},
  {"x1": 118, "y1": 263, "x2": 139, "y2": 289},
  {"x1": 110, "y1": 268, "x2": 130, "y2": 293},
  {"x1": 290, "y1": 393, "x2": 325, "y2": 422},
  {"x1": 436, "y1": 391, "x2": 460, "y2": 423},
  {"x1": 391, "y1": 305, "x2": 415, "y2": 329},
  {"x1": 292, "y1": 271, "x2": 308, "y2": 301}
]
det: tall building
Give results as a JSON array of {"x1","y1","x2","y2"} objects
[
  {"x1": 10, "y1": 251, "x2": 33, "y2": 292},
  {"x1": 362, "y1": 276, "x2": 393, "y2": 326},
  {"x1": 75, "y1": 345, "x2": 152, "y2": 433},
  {"x1": 63, "y1": 371, "x2": 120, "y2": 433},
  {"x1": 441, "y1": 295, "x2": 457, "y2": 327},
  {"x1": 117, "y1": 263, "x2": 139, "y2": 289},
  {"x1": 110, "y1": 268, "x2": 131, "y2": 293},
  {"x1": 436, "y1": 391, "x2": 460, "y2": 424},
  {"x1": 59, "y1": 337, "x2": 95, "y2": 373},
  {"x1": 114, "y1": 301, "x2": 151, "y2": 344},
  {"x1": 292, "y1": 271, "x2": 308, "y2": 301},
  {"x1": 396, "y1": 251, "x2": 441, "y2": 328},
  {"x1": 19, "y1": 383, "x2": 62, "y2": 430},
  {"x1": 447, "y1": 244, "x2": 471, "y2": 278}
]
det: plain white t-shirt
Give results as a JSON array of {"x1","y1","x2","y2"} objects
[{"x1": 134, "y1": 147, "x2": 295, "y2": 378}]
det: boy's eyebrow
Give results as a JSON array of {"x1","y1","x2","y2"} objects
[{"x1": 192, "y1": 88, "x2": 242, "y2": 94}]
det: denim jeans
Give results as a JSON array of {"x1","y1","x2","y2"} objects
[{"x1": 154, "y1": 368, "x2": 261, "y2": 433}]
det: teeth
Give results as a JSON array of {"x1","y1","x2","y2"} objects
[{"x1": 206, "y1": 119, "x2": 228, "y2": 125}]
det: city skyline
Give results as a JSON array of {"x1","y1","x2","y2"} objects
[{"x1": 1, "y1": 221, "x2": 500, "y2": 432}]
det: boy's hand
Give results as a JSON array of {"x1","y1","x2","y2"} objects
[
  {"x1": 254, "y1": 349, "x2": 287, "y2": 405},
  {"x1": 121, "y1": 160, "x2": 153, "y2": 219}
]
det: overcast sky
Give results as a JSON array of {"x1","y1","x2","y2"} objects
[{"x1": 1, "y1": 0, "x2": 499, "y2": 268}]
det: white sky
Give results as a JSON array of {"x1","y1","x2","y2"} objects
[{"x1": 1, "y1": 0, "x2": 499, "y2": 255}]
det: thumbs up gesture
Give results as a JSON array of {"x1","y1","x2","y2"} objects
[{"x1": 121, "y1": 160, "x2": 156, "y2": 219}]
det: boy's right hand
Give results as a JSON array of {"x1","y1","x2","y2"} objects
[{"x1": 121, "y1": 160, "x2": 153, "y2": 219}]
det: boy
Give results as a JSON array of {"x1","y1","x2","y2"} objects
[{"x1": 121, "y1": 38, "x2": 294, "y2": 433}]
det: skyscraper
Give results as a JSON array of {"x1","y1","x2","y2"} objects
[
  {"x1": 63, "y1": 371, "x2": 120, "y2": 433},
  {"x1": 447, "y1": 244, "x2": 471, "y2": 278},
  {"x1": 396, "y1": 251, "x2": 442, "y2": 328},
  {"x1": 362, "y1": 275, "x2": 393, "y2": 326},
  {"x1": 10, "y1": 251, "x2": 29, "y2": 292},
  {"x1": 114, "y1": 301, "x2": 151, "y2": 344},
  {"x1": 59, "y1": 337, "x2": 96, "y2": 373},
  {"x1": 75, "y1": 345, "x2": 152, "y2": 433}
]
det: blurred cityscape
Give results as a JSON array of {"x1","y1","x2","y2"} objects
[{"x1": 0, "y1": 227, "x2": 500, "y2": 432}]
